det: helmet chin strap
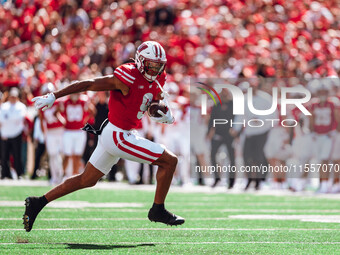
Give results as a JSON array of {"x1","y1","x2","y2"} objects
[{"x1": 144, "y1": 72, "x2": 157, "y2": 82}]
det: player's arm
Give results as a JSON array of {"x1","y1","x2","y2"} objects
[
  {"x1": 84, "y1": 100, "x2": 97, "y2": 124},
  {"x1": 87, "y1": 101, "x2": 97, "y2": 118},
  {"x1": 54, "y1": 104, "x2": 66, "y2": 126},
  {"x1": 38, "y1": 111, "x2": 46, "y2": 134},
  {"x1": 32, "y1": 76, "x2": 129, "y2": 111},
  {"x1": 54, "y1": 75, "x2": 129, "y2": 99}
]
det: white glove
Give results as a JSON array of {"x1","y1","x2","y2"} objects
[
  {"x1": 150, "y1": 108, "x2": 175, "y2": 124},
  {"x1": 150, "y1": 99, "x2": 175, "y2": 124},
  {"x1": 150, "y1": 82, "x2": 174, "y2": 124},
  {"x1": 32, "y1": 93, "x2": 56, "y2": 111}
]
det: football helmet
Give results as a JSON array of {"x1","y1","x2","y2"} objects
[{"x1": 135, "y1": 41, "x2": 166, "y2": 82}]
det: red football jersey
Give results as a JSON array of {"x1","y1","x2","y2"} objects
[
  {"x1": 310, "y1": 99, "x2": 337, "y2": 134},
  {"x1": 109, "y1": 63, "x2": 165, "y2": 130},
  {"x1": 62, "y1": 96, "x2": 89, "y2": 130},
  {"x1": 41, "y1": 102, "x2": 64, "y2": 129}
]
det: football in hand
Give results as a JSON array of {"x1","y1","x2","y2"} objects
[{"x1": 147, "y1": 101, "x2": 168, "y2": 118}]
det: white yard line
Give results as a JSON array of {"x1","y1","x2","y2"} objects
[
  {"x1": 0, "y1": 218, "x2": 146, "y2": 221},
  {"x1": 2, "y1": 217, "x2": 340, "y2": 223},
  {"x1": 229, "y1": 214, "x2": 340, "y2": 223},
  {"x1": 1, "y1": 180, "x2": 340, "y2": 199},
  {"x1": 0, "y1": 241, "x2": 340, "y2": 245},
  {"x1": 229, "y1": 215, "x2": 340, "y2": 220},
  {"x1": 4, "y1": 205, "x2": 340, "y2": 214},
  {"x1": 0, "y1": 228, "x2": 339, "y2": 231},
  {"x1": 0, "y1": 201, "x2": 143, "y2": 208}
]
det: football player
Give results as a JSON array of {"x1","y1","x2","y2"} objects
[
  {"x1": 23, "y1": 41, "x2": 184, "y2": 232},
  {"x1": 289, "y1": 86, "x2": 314, "y2": 192},
  {"x1": 38, "y1": 83, "x2": 65, "y2": 185},
  {"x1": 309, "y1": 81, "x2": 338, "y2": 193},
  {"x1": 60, "y1": 93, "x2": 95, "y2": 176}
]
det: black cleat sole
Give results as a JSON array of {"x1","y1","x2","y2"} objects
[
  {"x1": 149, "y1": 219, "x2": 185, "y2": 226},
  {"x1": 23, "y1": 197, "x2": 44, "y2": 232},
  {"x1": 23, "y1": 198, "x2": 31, "y2": 232}
]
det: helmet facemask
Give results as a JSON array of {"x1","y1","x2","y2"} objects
[{"x1": 143, "y1": 59, "x2": 165, "y2": 82}]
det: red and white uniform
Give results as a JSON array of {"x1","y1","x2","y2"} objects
[
  {"x1": 310, "y1": 99, "x2": 337, "y2": 135},
  {"x1": 41, "y1": 103, "x2": 64, "y2": 156},
  {"x1": 61, "y1": 96, "x2": 88, "y2": 156},
  {"x1": 108, "y1": 63, "x2": 166, "y2": 130},
  {"x1": 63, "y1": 96, "x2": 89, "y2": 130},
  {"x1": 310, "y1": 99, "x2": 337, "y2": 161},
  {"x1": 124, "y1": 117, "x2": 151, "y2": 184},
  {"x1": 41, "y1": 104, "x2": 64, "y2": 130},
  {"x1": 89, "y1": 63, "x2": 166, "y2": 174},
  {"x1": 40, "y1": 102, "x2": 64, "y2": 185}
]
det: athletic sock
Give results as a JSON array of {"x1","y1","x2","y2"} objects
[
  {"x1": 38, "y1": 195, "x2": 48, "y2": 208},
  {"x1": 152, "y1": 203, "x2": 165, "y2": 211}
]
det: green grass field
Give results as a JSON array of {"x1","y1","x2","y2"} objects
[{"x1": 1, "y1": 183, "x2": 340, "y2": 254}]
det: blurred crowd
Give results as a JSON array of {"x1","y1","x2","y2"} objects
[
  {"x1": 2, "y1": 0, "x2": 340, "y2": 94},
  {"x1": 0, "y1": 0, "x2": 340, "y2": 192}
]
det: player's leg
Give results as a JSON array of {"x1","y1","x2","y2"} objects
[
  {"x1": 45, "y1": 132, "x2": 58, "y2": 184},
  {"x1": 1, "y1": 139, "x2": 11, "y2": 179},
  {"x1": 331, "y1": 133, "x2": 340, "y2": 193},
  {"x1": 11, "y1": 133, "x2": 24, "y2": 177},
  {"x1": 71, "y1": 131, "x2": 87, "y2": 175},
  {"x1": 243, "y1": 136, "x2": 254, "y2": 190},
  {"x1": 333, "y1": 160, "x2": 340, "y2": 193},
  {"x1": 111, "y1": 128, "x2": 178, "y2": 204},
  {"x1": 45, "y1": 162, "x2": 104, "y2": 202},
  {"x1": 148, "y1": 148, "x2": 184, "y2": 225},
  {"x1": 23, "y1": 130, "x2": 119, "y2": 232},
  {"x1": 318, "y1": 135, "x2": 332, "y2": 193},
  {"x1": 62, "y1": 155, "x2": 70, "y2": 176},
  {"x1": 71, "y1": 155, "x2": 80, "y2": 175},
  {"x1": 107, "y1": 126, "x2": 185, "y2": 225},
  {"x1": 23, "y1": 162, "x2": 104, "y2": 232},
  {"x1": 125, "y1": 160, "x2": 141, "y2": 184},
  {"x1": 31, "y1": 142, "x2": 45, "y2": 179},
  {"x1": 46, "y1": 133, "x2": 118, "y2": 203},
  {"x1": 151, "y1": 149, "x2": 177, "y2": 204},
  {"x1": 46, "y1": 129, "x2": 64, "y2": 185},
  {"x1": 226, "y1": 138, "x2": 236, "y2": 189},
  {"x1": 210, "y1": 138, "x2": 222, "y2": 187},
  {"x1": 62, "y1": 130, "x2": 72, "y2": 176}
]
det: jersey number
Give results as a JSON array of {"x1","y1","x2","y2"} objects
[
  {"x1": 314, "y1": 108, "x2": 332, "y2": 126},
  {"x1": 66, "y1": 105, "x2": 84, "y2": 122},
  {"x1": 44, "y1": 107, "x2": 58, "y2": 124}
]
